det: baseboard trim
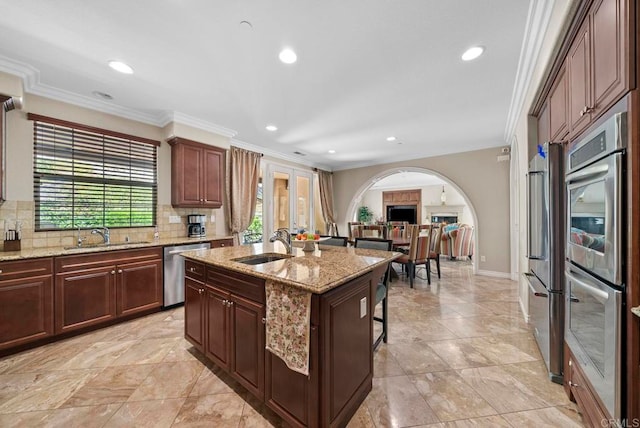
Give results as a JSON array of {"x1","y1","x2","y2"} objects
[{"x1": 476, "y1": 270, "x2": 513, "y2": 279}]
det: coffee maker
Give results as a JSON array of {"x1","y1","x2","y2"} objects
[{"x1": 187, "y1": 214, "x2": 206, "y2": 237}]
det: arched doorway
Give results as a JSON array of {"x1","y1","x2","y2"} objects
[{"x1": 345, "y1": 167, "x2": 480, "y2": 274}]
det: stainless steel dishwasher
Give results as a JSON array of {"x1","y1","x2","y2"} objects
[{"x1": 163, "y1": 242, "x2": 210, "y2": 308}]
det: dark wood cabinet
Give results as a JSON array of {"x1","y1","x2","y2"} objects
[
  {"x1": 549, "y1": 62, "x2": 569, "y2": 141},
  {"x1": 0, "y1": 258, "x2": 54, "y2": 350},
  {"x1": 565, "y1": 342, "x2": 611, "y2": 427},
  {"x1": 117, "y1": 258, "x2": 162, "y2": 317},
  {"x1": 211, "y1": 238, "x2": 234, "y2": 248},
  {"x1": 536, "y1": 102, "x2": 550, "y2": 157},
  {"x1": 168, "y1": 137, "x2": 225, "y2": 209},
  {"x1": 184, "y1": 259, "x2": 379, "y2": 427},
  {"x1": 55, "y1": 248, "x2": 162, "y2": 334},
  {"x1": 55, "y1": 266, "x2": 117, "y2": 333},
  {"x1": 205, "y1": 285, "x2": 231, "y2": 370},
  {"x1": 568, "y1": 0, "x2": 629, "y2": 139},
  {"x1": 184, "y1": 276, "x2": 205, "y2": 352}
]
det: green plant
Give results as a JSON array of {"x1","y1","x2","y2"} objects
[{"x1": 357, "y1": 206, "x2": 374, "y2": 223}]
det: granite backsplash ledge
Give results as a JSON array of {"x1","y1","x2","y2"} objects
[{"x1": 0, "y1": 200, "x2": 224, "y2": 250}]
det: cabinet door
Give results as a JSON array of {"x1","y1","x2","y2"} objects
[
  {"x1": 568, "y1": 20, "x2": 592, "y2": 137},
  {"x1": 180, "y1": 144, "x2": 204, "y2": 205},
  {"x1": 202, "y1": 146, "x2": 224, "y2": 208},
  {"x1": 230, "y1": 294, "x2": 265, "y2": 399},
  {"x1": 205, "y1": 285, "x2": 231, "y2": 369},
  {"x1": 0, "y1": 275, "x2": 54, "y2": 349},
  {"x1": 591, "y1": 0, "x2": 627, "y2": 117},
  {"x1": 185, "y1": 277, "x2": 205, "y2": 352},
  {"x1": 549, "y1": 63, "x2": 569, "y2": 141},
  {"x1": 117, "y1": 258, "x2": 162, "y2": 317},
  {"x1": 55, "y1": 266, "x2": 116, "y2": 334},
  {"x1": 536, "y1": 102, "x2": 550, "y2": 158}
]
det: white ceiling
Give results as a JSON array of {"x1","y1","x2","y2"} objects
[{"x1": 0, "y1": 0, "x2": 535, "y2": 171}]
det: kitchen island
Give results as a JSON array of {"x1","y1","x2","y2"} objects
[{"x1": 181, "y1": 242, "x2": 400, "y2": 428}]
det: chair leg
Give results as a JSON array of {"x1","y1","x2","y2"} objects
[
  {"x1": 436, "y1": 255, "x2": 441, "y2": 278},
  {"x1": 409, "y1": 262, "x2": 415, "y2": 288},
  {"x1": 382, "y1": 296, "x2": 388, "y2": 343},
  {"x1": 426, "y1": 260, "x2": 431, "y2": 284}
]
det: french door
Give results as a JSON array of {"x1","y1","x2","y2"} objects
[{"x1": 264, "y1": 164, "x2": 313, "y2": 238}]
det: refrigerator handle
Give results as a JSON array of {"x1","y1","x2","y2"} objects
[{"x1": 527, "y1": 171, "x2": 545, "y2": 260}]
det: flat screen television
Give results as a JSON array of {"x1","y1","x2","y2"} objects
[{"x1": 386, "y1": 205, "x2": 417, "y2": 224}]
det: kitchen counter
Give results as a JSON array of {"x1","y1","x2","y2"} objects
[
  {"x1": 0, "y1": 235, "x2": 233, "y2": 262},
  {"x1": 181, "y1": 241, "x2": 402, "y2": 294}
]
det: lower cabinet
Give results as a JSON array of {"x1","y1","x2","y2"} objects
[
  {"x1": 185, "y1": 260, "x2": 378, "y2": 428},
  {"x1": 565, "y1": 342, "x2": 612, "y2": 427},
  {"x1": 55, "y1": 248, "x2": 162, "y2": 334},
  {"x1": 0, "y1": 258, "x2": 54, "y2": 351}
]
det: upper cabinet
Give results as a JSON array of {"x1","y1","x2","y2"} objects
[
  {"x1": 568, "y1": 0, "x2": 629, "y2": 139},
  {"x1": 168, "y1": 137, "x2": 226, "y2": 209},
  {"x1": 549, "y1": 62, "x2": 569, "y2": 141}
]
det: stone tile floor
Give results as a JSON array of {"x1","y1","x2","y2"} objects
[{"x1": 0, "y1": 259, "x2": 584, "y2": 427}]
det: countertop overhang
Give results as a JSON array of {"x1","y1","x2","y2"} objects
[{"x1": 181, "y1": 242, "x2": 402, "y2": 294}]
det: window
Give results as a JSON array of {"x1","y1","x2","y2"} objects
[
  {"x1": 243, "y1": 178, "x2": 263, "y2": 244},
  {"x1": 30, "y1": 114, "x2": 159, "y2": 231}
]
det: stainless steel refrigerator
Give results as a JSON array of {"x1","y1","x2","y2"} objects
[{"x1": 525, "y1": 142, "x2": 565, "y2": 384}]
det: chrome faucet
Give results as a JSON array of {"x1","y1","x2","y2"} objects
[
  {"x1": 270, "y1": 228, "x2": 292, "y2": 254},
  {"x1": 91, "y1": 227, "x2": 110, "y2": 245}
]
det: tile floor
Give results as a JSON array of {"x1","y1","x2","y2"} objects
[{"x1": 0, "y1": 259, "x2": 584, "y2": 427}]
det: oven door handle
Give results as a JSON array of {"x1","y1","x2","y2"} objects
[
  {"x1": 566, "y1": 270, "x2": 609, "y2": 304},
  {"x1": 566, "y1": 163, "x2": 609, "y2": 186}
]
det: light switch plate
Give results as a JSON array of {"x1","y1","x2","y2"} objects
[
  {"x1": 169, "y1": 215, "x2": 181, "y2": 224},
  {"x1": 210, "y1": 214, "x2": 215, "y2": 223},
  {"x1": 360, "y1": 297, "x2": 367, "y2": 318}
]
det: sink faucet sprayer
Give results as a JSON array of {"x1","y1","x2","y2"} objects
[
  {"x1": 270, "y1": 228, "x2": 292, "y2": 254},
  {"x1": 91, "y1": 227, "x2": 110, "y2": 245}
]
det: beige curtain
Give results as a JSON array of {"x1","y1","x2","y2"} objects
[
  {"x1": 225, "y1": 146, "x2": 261, "y2": 245},
  {"x1": 317, "y1": 170, "x2": 336, "y2": 234}
]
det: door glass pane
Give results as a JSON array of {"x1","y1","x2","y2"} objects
[
  {"x1": 569, "y1": 180, "x2": 606, "y2": 253},
  {"x1": 273, "y1": 171, "x2": 290, "y2": 232},
  {"x1": 296, "y1": 176, "x2": 310, "y2": 232},
  {"x1": 569, "y1": 281, "x2": 606, "y2": 374}
]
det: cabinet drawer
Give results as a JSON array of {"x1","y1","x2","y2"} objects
[
  {"x1": 56, "y1": 247, "x2": 162, "y2": 273},
  {"x1": 211, "y1": 238, "x2": 234, "y2": 248},
  {"x1": 185, "y1": 260, "x2": 205, "y2": 281},
  {"x1": 207, "y1": 266, "x2": 265, "y2": 304},
  {"x1": 0, "y1": 258, "x2": 53, "y2": 282},
  {"x1": 569, "y1": 359, "x2": 610, "y2": 426}
]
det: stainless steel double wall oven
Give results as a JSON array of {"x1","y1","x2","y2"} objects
[{"x1": 565, "y1": 110, "x2": 627, "y2": 422}]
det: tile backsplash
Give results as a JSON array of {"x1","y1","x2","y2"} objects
[{"x1": 0, "y1": 201, "x2": 223, "y2": 250}]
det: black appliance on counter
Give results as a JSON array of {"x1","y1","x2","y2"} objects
[
  {"x1": 525, "y1": 141, "x2": 565, "y2": 384},
  {"x1": 187, "y1": 214, "x2": 206, "y2": 237}
]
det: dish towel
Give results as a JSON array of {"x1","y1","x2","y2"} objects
[{"x1": 265, "y1": 280, "x2": 312, "y2": 376}]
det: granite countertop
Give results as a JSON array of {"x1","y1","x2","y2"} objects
[
  {"x1": 632, "y1": 307, "x2": 640, "y2": 319},
  {"x1": 181, "y1": 242, "x2": 402, "y2": 294},
  {"x1": 0, "y1": 235, "x2": 233, "y2": 262}
]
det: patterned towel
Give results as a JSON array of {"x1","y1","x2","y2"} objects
[{"x1": 265, "y1": 280, "x2": 312, "y2": 376}]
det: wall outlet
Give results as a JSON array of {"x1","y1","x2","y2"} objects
[
  {"x1": 480, "y1": 255, "x2": 486, "y2": 262},
  {"x1": 360, "y1": 297, "x2": 367, "y2": 318},
  {"x1": 210, "y1": 214, "x2": 215, "y2": 223},
  {"x1": 169, "y1": 215, "x2": 181, "y2": 224}
]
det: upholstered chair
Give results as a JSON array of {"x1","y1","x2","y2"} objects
[
  {"x1": 393, "y1": 225, "x2": 431, "y2": 287},
  {"x1": 441, "y1": 224, "x2": 474, "y2": 259}
]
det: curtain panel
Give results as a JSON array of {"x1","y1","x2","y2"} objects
[
  {"x1": 317, "y1": 169, "x2": 337, "y2": 234},
  {"x1": 225, "y1": 146, "x2": 261, "y2": 245}
]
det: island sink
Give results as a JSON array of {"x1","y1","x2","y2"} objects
[{"x1": 231, "y1": 253, "x2": 293, "y2": 265}]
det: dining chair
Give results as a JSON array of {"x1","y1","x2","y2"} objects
[
  {"x1": 318, "y1": 235, "x2": 348, "y2": 247},
  {"x1": 347, "y1": 221, "x2": 364, "y2": 243},
  {"x1": 361, "y1": 224, "x2": 385, "y2": 238},
  {"x1": 427, "y1": 224, "x2": 443, "y2": 281},
  {"x1": 393, "y1": 224, "x2": 432, "y2": 287},
  {"x1": 326, "y1": 222, "x2": 340, "y2": 237},
  {"x1": 354, "y1": 237, "x2": 392, "y2": 350}
]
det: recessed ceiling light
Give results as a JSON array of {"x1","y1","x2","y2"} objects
[
  {"x1": 92, "y1": 91, "x2": 113, "y2": 100},
  {"x1": 279, "y1": 48, "x2": 297, "y2": 64},
  {"x1": 328, "y1": 149, "x2": 336, "y2": 154},
  {"x1": 108, "y1": 60, "x2": 134, "y2": 74},
  {"x1": 386, "y1": 136, "x2": 396, "y2": 142},
  {"x1": 461, "y1": 46, "x2": 484, "y2": 61},
  {"x1": 265, "y1": 125, "x2": 278, "y2": 131}
]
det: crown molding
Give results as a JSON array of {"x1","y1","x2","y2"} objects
[
  {"x1": 162, "y1": 111, "x2": 237, "y2": 138},
  {"x1": 231, "y1": 138, "x2": 332, "y2": 171},
  {"x1": 503, "y1": 0, "x2": 556, "y2": 141}
]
